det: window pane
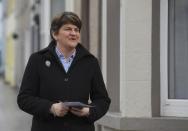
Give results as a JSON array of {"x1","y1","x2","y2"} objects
[{"x1": 168, "y1": 0, "x2": 188, "y2": 99}]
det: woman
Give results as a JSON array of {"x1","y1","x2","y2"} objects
[{"x1": 17, "y1": 12, "x2": 111, "y2": 131}]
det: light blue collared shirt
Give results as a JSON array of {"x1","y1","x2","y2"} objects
[{"x1": 55, "y1": 47, "x2": 76, "y2": 73}]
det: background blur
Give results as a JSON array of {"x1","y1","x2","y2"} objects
[{"x1": 1, "y1": 0, "x2": 188, "y2": 131}]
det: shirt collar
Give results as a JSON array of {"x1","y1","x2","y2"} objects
[{"x1": 55, "y1": 46, "x2": 76, "y2": 60}]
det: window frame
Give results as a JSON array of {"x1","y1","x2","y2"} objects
[{"x1": 160, "y1": 0, "x2": 188, "y2": 117}]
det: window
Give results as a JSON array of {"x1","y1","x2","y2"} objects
[{"x1": 161, "y1": 0, "x2": 188, "y2": 117}]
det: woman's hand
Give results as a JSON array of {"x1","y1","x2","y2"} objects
[
  {"x1": 50, "y1": 102, "x2": 69, "y2": 117},
  {"x1": 70, "y1": 107, "x2": 89, "y2": 117}
]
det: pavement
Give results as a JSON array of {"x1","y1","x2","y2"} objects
[{"x1": 0, "y1": 78, "x2": 32, "y2": 131}]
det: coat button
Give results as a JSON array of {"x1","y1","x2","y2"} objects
[{"x1": 64, "y1": 78, "x2": 68, "y2": 82}]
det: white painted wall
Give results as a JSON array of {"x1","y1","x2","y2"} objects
[
  {"x1": 40, "y1": 0, "x2": 51, "y2": 48},
  {"x1": 120, "y1": 0, "x2": 152, "y2": 117},
  {"x1": 65, "y1": 0, "x2": 74, "y2": 12},
  {"x1": 0, "y1": 2, "x2": 3, "y2": 73},
  {"x1": 101, "y1": 0, "x2": 107, "y2": 84},
  {"x1": 0, "y1": 2, "x2": 2, "y2": 38}
]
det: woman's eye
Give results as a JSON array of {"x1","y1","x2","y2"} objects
[
  {"x1": 75, "y1": 29, "x2": 79, "y2": 32},
  {"x1": 65, "y1": 28, "x2": 72, "y2": 31},
  {"x1": 64, "y1": 27, "x2": 79, "y2": 32}
]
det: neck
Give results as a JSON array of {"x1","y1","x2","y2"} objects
[{"x1": 56, "y1": 44, "x2": 75, "y2": 58}]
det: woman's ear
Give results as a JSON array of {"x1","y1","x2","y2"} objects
[{"x1": 52, "y1": 32, "x2": 58, "y2": 41}]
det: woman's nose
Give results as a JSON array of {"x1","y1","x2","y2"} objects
[{"x1": 70, "y1": 30, "x2": 76, "y2": 35}]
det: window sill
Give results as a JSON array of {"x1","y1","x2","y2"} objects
[{"x1": 96, "y1": 112, "x2": 188, "y2": 131}]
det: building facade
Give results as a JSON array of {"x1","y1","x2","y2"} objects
[
  {"x1": 2, "y1": 0, "x2": 188, "y2": 130},
  {"x1": 0, "y1": 0, "x2": 4, "y2": 74}
]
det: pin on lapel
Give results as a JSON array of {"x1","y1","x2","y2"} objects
[{"x1": 45, "y1": 60, "x2": 51, "y2": 67}]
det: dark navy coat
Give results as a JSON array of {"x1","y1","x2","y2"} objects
[{"x1": 17, "y1": 41, "x2": 111, "y2": 131}]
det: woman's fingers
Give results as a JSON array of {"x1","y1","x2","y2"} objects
[{"x1": 70, "y1": 107, "x2": 89, "y2": 117}]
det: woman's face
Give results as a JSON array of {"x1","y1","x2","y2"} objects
[{"x1": 53, "y1": 23, "x2": 80, "y2": 50}]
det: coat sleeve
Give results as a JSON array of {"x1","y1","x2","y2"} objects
[
  {"x1": 17, "y1": 54, "x2": 54, "y2": 119},
  {"x1": 86, "y1": 58, "x2": 111, "y2": 123}
]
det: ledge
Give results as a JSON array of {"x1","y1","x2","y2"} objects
[{"x1": 96, "y1": 112, "x2": 188, "y2": 131}]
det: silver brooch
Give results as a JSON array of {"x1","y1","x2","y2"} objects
[{"x1": 45, "y1": 60, "x2": 51, "y2": 67}]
